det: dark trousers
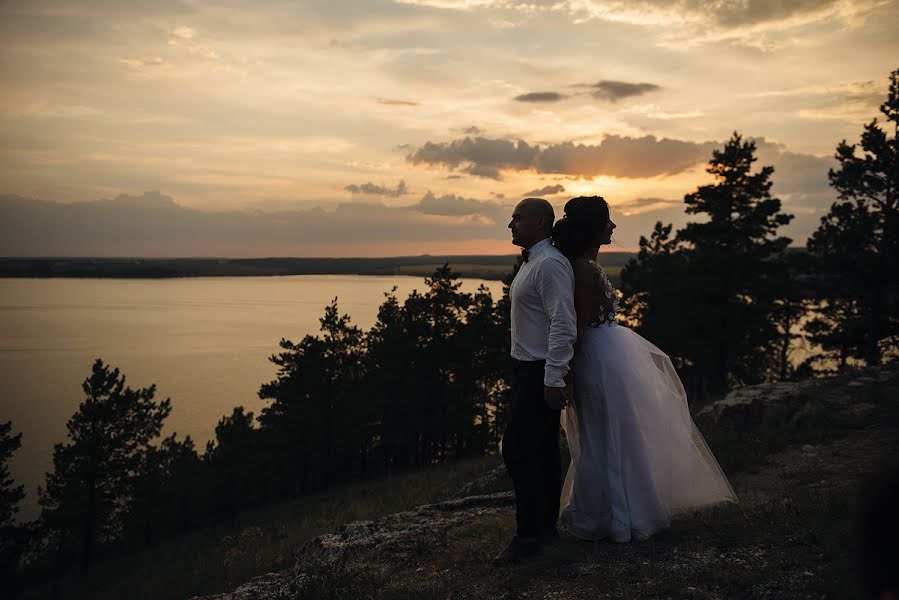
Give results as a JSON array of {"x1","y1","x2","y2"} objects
[{"x1": 501, "y1": 358, "x2": 563, "y2": 538}]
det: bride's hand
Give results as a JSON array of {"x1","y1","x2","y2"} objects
[
  {"x1": 544, "y1": 385, "x2": 569, "y2": 410},
  {"x1": 563, "y1": 372, "x2": 575, "y2": 403}
]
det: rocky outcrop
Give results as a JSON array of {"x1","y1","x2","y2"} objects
[
  {"x1": 292, "y1": 491, "x2": 514, "y2": 568},
  {"x1": 453, "y1": 463, "x2": 509, "y2": 498},
  {"x1": 188, "y1": 492, "x2": 514, "y2": 600},
  {"x1": 693, "y1": 362, "x2": 898, "y2": 435}
]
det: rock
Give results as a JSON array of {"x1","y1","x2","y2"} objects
[
  {"x1": 694, "y1": 362, "x2": 899, "y2": 435},
  {"x1": 188, "y1": 492, "x2": 514, "y2": 600},
  {"x1": 453, "y1": 463, "x2": 510, "y2": 498},
  {"x1": 292, "y1": 491, "x2": 514, "y2": 567},
  {"x1": 192, "y1": 570, "x2": 317, "y2": 600}
]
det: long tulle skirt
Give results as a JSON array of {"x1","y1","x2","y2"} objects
[{"x1": 559, "y1": 323, "x2": 737, "y2": 542}]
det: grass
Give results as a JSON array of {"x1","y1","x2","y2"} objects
[
  {"x1": 20, "y1": 454, "x2": 505, "y2": 600},
  {"x1": 310, "y1": 465, "x2": 868, "y2": 600}
]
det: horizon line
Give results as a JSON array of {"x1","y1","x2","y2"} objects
[{"x1": 0, "y1": 251, "x2": 646, "y2": 260}]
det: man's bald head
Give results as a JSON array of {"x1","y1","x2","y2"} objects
[
  {"x1": 508, "y1": 197, "x2": 555, "y2": 249},
  {"x1": 519, "y1": 197, "x2": 555, "y2": 233}
]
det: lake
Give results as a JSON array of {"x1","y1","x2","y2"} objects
[{"x1": 0, "y1": 275, "x2": 507, "y2": 522}]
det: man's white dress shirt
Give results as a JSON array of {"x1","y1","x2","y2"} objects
[{"x1": 509, "y1": 237, "x2": 577, "y2": 388}]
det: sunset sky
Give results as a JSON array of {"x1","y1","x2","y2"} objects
[{"x1": 1, "y1": 0, "x2": 897, "y2": 256}]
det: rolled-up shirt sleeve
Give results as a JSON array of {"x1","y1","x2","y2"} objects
[{"x1": 535, "y1": 256, "x2": 577, "y2": 387}]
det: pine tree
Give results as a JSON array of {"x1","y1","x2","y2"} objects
[
  {"x1": 420, "y1": 264, "x2": 473, "y2": 463},
  {"x1": 37, "y1": 358, "x2": 171, "y2": 574},
  {"x1": 621, "y1": 133, "x2": 795, "y2": 400},
  {"x1": 124, "y1": 431, "x2": 198, "y2": 547},
  {"x1": 766, "y1": 251, "x2": 812, "y2": 381},
  {"x1": 622, "y1": 224, "x2": 687, "y2": 347},
  {"x1": 203, "y1": 407, "x2": 260, "y2": 527},
  {"x1": 315, "y1": 299, "x2": 367, "y2": 483},
  {"x1": 257, "y1": 298, "x2": 367, "y2": 494},
  {"x1": 364, "y1": 285, "x2": 419, "y2": 474},
  {"x1": 459, "y1": 283, "x2": 508, "y2": 456},
  {"x1": 679, "y1": 133, "x2": 794, "y2": 396},
  {"x1": 156, "y1": 433, "x2": 202, "y2": 533},
  {"x1": 0, "y1": 420, "x2": 26, "y2": 594},
  {"x1": 0, "y1": 420, "x2": 24, "y2": 529},
  {"x1": 805, "y1": 67, "x2": 899, "y2": 367}
]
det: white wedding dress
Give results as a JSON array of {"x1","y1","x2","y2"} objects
[{"x1": 559, "y1": 259, "x2": 737, "y2": 542}]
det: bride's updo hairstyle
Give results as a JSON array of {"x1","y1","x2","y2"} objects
[{"x1": 551, "y1": 195, "x2": 610, "y2": 261}]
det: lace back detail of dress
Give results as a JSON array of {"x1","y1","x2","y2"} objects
[{"x1": 586, "y1": 259, "x2": 619, "y2": 327}]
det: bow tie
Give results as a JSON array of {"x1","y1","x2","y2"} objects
[{"x1": 521, "y1": 248, "x2": 530, "y2": 262}]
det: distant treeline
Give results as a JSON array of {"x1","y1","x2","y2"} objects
[
  {"x1": 1, "y1": 68, "x2": 897, "y2": 597},
  {"x1": 0, "y1": 253, "x2": 636, "y2": 281}
]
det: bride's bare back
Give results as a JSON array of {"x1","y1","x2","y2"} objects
[{"x1": 572, "y1": 256, "x2": 619, "y2": 331}]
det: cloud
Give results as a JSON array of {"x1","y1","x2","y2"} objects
[
  {"x1": 407, "y1": 134, "x2": 719, "y2": 179},
  {"x1": 412, "y1": 190, "x2": 504, "y2": 216},
  {"x1": 627, "y1": 104, "x2": 704, "y2": 120},
  {"x1": 583, "y1": 80, "x2": 661, "y2": 102},
  {"x1": 0, "y1": 190, "x2": 661, "y2": 255},
  {"x1": 167, "y1": 24, "x2": 220, "y2": 60},
  {"x1": 615, "y1": 197, "x2": 680, "y2": 215},
  {"x1": 620, "y1": 197, "x2": 674, "y2": 207},
  {"x1": 754, "y1": 79, "x2": 888, "y2": 123},
  {"x1": 375, "y1": 97, "x2": 421, "y2": 106},
  {"x1": 752, "y1": 137, "x2": 836, "y2": 207},
  {"x1": 389, "y1": 0, "x2": 887, "y2": 48},
  {"x1": 345, "y1": 179, "x2": 409, "y2": 197},
  {"x1": 522, "y1": 184, "x2": 565, "y2": 197},
  {"x1": 684, "y1": 0, "x2": 875, "y2": 28},
  {"x1": 463, "y1": 163, "x2": 504, "y2": 179},
  {"x1": 407, "y1": 136, "x2": 539, "y2": 178},
  {"x1": 564, "y1": 0, "x2": 888, "y2": 48},
  {"x1": 21, "y1": 102, "x2": 106, "y2": 119},
  {"x1": 0, "y1": 173, "x2": 836, "y2": 257},
  {"x1": 510, "y1": 80, "x2": 660, "y2": 104},
  {"x1": 394, "y1": 0, "x2": 500, "y2": 9},
  {"x1": 170, "y1": 26, "x2": 195, "y2": 40},
  {"x1": 120, "y1": 56, "x2": 171, "y2": 69},
  {"x1": 514, "y1": 92, "x2": 567, "y2": 103},
  {"x1": 0, "y1": 190, "x2": 514, "y2": 256},
  {"x1": 395, "y1": 0, "x2": 870, "y2": 27}
]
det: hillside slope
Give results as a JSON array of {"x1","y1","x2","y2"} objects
[{"x1": 191, "y1": 363, "x2": 899, "y2": 600}]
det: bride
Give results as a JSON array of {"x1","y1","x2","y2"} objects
[{"x1": 551, "y1": 195, "x2": 737, "y2": 543}]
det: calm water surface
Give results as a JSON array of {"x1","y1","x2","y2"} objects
[{"x1": 0, "y1": 275, "x2": 506, "y2": 522}]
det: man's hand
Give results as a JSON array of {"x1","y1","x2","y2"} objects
[{"x1": 544, "y1": 385, "x2": 570, "y2": 410}]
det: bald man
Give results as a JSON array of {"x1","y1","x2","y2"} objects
[{"x1": 494, "y1": 197, "x2": 577, "y2": 565}]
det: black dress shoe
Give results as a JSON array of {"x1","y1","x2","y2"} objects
[{"x1": 492, "y1": 535, "x2": 543, "y2": 565}]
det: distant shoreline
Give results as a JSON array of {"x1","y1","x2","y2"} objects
[{"x1": 0, "y1": 254, "x2": 637, "y2": 281}]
